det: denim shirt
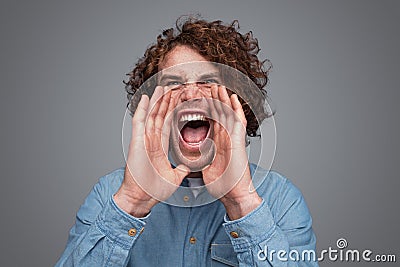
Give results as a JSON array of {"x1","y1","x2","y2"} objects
[{"x1": 56, "y1": 164, "x2": 318, "y2": 266}]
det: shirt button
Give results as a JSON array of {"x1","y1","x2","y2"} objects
[
  {"x1": 189, "y1": 237, "x2": 196, "y2": 244},
  {"x1": 128, "y1": 228, "x2": 137, "y2": 236},
  {"x1": 183, "y1": 195, "x2": 190, "y2": 202},
  {"x1": 230, "y1": 231, "x2": 239, "y2": 238}
]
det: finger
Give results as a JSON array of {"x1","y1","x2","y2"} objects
[
  {"x1": 163, "y1": 85, "x2": 179, "y2": 125},
  {"x1": 211, "y1": 85, "x2": 226, "y2": 132},
  {"x1": 165, "y1": 86, "x2": 179, "y2": 118},
  {"x1": 231, "y1": 94, "x2": 248, "y2": 145},
  {"x1": 129, "y1": 94, "x2": 149, "y2": 159},
  {"x1": 161, "y1": 90, "x2": 176, "y2": 155},
  {"x1": 231, "y1": 94, "x2": 247, "y2": 126},
  {"x1": 148, "y1": 87, "x2": 177, "y2": 165},
  {"x1": 154, "y1": 89, "x2": 171, "y2": 130},
  {"x1": 132, "y1": 94, "x2": 149, "y2": 123},
  {"x1": 131, "y1": 94, "x2": 149, "y2": 137},
  {"x1": 208, "y1": 92, "x2": 221, "y2": 133},
  {"x1": 211, "y1": 85, "x2": 224, "y2": 117},
  {"x1": 209, "y1": 107, "x2": 227, "y2": 155},
  {"x1": 146, "y1": 86, "x2": 164, "y2": 132},
  {"x1": 218, "y1": 86, "x2": 237, "y2": 132},
  {"x1": 154, "y1": 91, "x2": 173, "y2": 161},
  {"x1": 173, "y1": 164, "x2": 191, "y2": 185},
  {"x1": 148, "y1": 86, "x2": 164, "y2": 114},
  {"x1": 218, "y1": 85, "x2": 232, "y2": 108}
]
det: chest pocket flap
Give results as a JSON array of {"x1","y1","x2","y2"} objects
[{"x1": 210, "y1": 243, "x2": 239, "y2": 267}]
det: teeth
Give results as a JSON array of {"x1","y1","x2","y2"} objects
[{"x1": 179, "y1": 113, "x2": 206, "y2": 122}]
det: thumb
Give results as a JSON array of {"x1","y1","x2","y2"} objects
[{"x1": 174, "y1": 164, "x2": 191, "y2": 182}]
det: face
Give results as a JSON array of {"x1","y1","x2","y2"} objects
[{"x1": 158, "y1": 45, "x2": 221, "y2": 171}]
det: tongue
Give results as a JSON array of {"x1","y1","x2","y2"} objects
[{"x1": 181, "y1": 125, "x2": 208, "y2": 144}]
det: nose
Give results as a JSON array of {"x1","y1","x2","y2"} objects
[{"x1": 180, "y1": 83, "x2": 203, "y2": 101}]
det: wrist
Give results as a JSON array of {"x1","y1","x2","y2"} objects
[
  {"x1": 113, "y1": 186, "x2": 157, "y2": 218},
  {"x1": 221, "y1": 193, "x2": 262, "y2": 221}
]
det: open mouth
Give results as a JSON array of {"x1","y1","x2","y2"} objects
[{"x1": 178, "y1": 112, "x2": 211, "y2": 150}]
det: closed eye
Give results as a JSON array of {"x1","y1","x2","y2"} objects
[
  {"x1": 201, "y1": 79, "x2": 219, "y2": 84},
  {"x1": 165, "y1": 80, "x2": 183, "y2": 86}
]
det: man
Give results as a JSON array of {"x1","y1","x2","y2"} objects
[{"x1": 56, "y1": 17, "x2": 317, "y2": 266}]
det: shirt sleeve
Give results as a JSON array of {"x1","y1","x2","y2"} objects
[
  {"x1": 223, "y1": 178, "x2": 318, "y2": 266},
  {"x1": 55, "y1": 175, "x2": 147, "y2": 266}
]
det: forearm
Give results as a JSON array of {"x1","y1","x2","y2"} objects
[
  {"x1": 221, "y1": 191, "x2": 262, "y2": 221},
  {"x1": 113, "y1": 184, "x2": 158, "y2": 218},
  {"x1": 223, "y1": 200, "x2": 318, "y2": 267},
  {"x1": 56, "y1": 197, "x2": 146, "y2": 266}
]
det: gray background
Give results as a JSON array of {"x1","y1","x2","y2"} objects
[{"x1": 1, "y1": 0, "x2": 399, "y2": 266}]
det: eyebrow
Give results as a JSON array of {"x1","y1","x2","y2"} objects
[{"x1": 199, "y1": 72, "x2": 221, "y2": 80}]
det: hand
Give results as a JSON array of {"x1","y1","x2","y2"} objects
[
  {"x1": 114, "y1": 86, "x2": 190, "y2": 217},
  {"x1": 202, "y1": 85, "x2": 262, "y2": 220}
]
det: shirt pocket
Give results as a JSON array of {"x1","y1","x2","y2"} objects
[{"x1": 210, "y1": 243, "x2": 239, "y2": 267}]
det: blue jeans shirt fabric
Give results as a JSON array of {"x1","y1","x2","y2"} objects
[{"x1": 56, "y1": 164, "x2": 318, "y2": 266}]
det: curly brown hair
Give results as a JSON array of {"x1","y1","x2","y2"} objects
[{"x1": 125, "y1": 16, "x2": 272, "y2": 137}]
